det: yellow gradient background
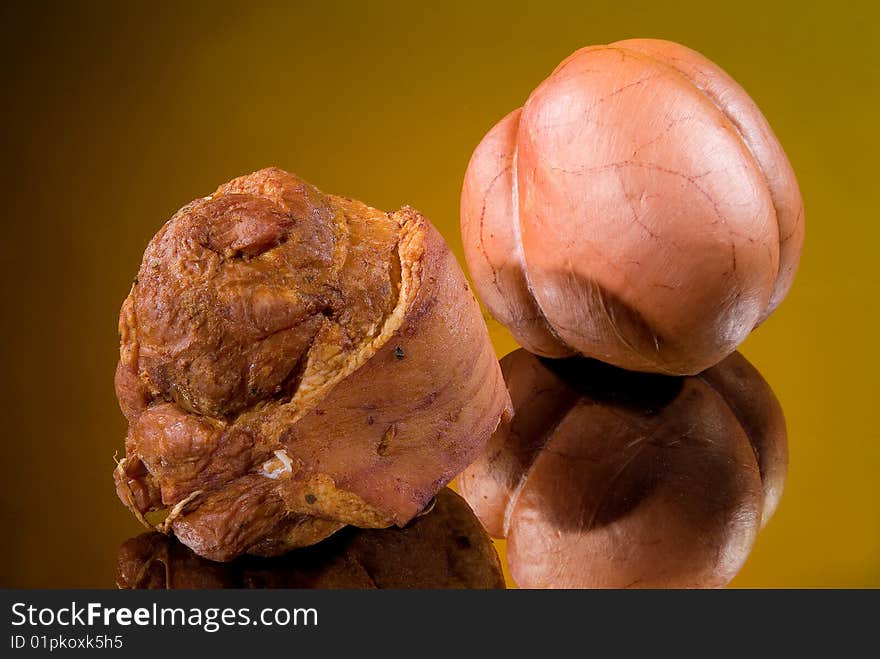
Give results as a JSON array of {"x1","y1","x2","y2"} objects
[{"x1": 1, "y1": 1, "x2": 877, "y2": 587}]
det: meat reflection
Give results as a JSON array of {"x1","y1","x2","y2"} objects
[
  {"x1": 117, "y1": 488, "x2": 504, "y2": 589},
  {"x1": 459, "y1": 350, "x2": 788, "y2": 589}
]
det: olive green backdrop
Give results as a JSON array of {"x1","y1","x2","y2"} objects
[{"x1": 1, "y1": 1, "x2": 876, "y2": 588}]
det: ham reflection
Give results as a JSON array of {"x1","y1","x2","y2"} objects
[
  {"x1": 459, "y1": 350, "x2": 789, "y2": 589},
  {"x1": 117, "y1": 488, "x2": 504, "y2": 589}
]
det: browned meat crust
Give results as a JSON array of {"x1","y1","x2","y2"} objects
[{"x1": 114, "y1": 168, "x2": 510, "y2": 561}]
